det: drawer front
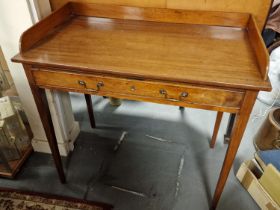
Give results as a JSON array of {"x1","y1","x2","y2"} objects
[{"x1": 32, "y1": 69, "x2": 244, "y2": 110}]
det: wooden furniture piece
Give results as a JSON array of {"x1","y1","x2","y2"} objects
[
  {"x1": 49, "y1": 0, "x2": 272, "y2": 31},
  {"x1": 12, "y1": 2, "x2": 271, "y2": 209},
  {"x1": 214, "y1": 20, "x2": 280, "y2": 148},
  {"x1": 0, "y1": 123, "x2": 33, "y2": 178},
  {"x1": 50, "y1": 0, "x2": 274, "y2": 149},
  {"x1": 210, "y1": 0, "x2": 275, "y2": 147},
  {"x1": 84, "y1": 94, "x2": 96, "y2": 128},
  {"x1": 0, "y1": 146, "x2": 33, "y2": 178},
  {"x1": 223, "y1": 113, "x2": 237, "y2": 144},
  {"x1": 210, "y1": 112, "x2": 224, "y2": 148}
]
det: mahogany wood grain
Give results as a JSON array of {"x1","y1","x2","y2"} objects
[
  {"x1": 84, "y1": 94, "x2": 96, "y2": 128},
  {"x1": 167, "y1": 0, "x2": 272, "y2": 31},
  {"x1": 31, "y1": 69, "x2": 244, "y2": 113},
  {"x1": 50, "y1": 0, "x2": 166, "y2": 10},
  {"x1": 11, "y1": 3, "x2": 273, "y2": 209},
  {"x1": 50, "y1": 0, "x2": 272, "y2": 31},
  {"x1": 211, "y1": 90, "x2": 258, "y2": 209},
  {"x1": 23, "y1": 65, "x2": 66, "y2": 183},
  {"x1": 210, "y1": 112, "x2": 223, "y2": 148},
  {"x1": 71, "y1": 2, "x2": 250, "y2": 28},
  {"x1": 38, "y1": 85, "x2": 241, "y2": 113},
  {"x1": 20, "y1": 3, "x2": 72, "y2": 52},
  {"x1": 247, "y1": 16, "x2": 270, "y2": 80},
  {"x1": 12, "y1": 14, "x2": 271, "y2": 91}
]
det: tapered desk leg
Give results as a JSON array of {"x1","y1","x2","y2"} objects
[
  {"x1": 224, "y1": 113, "x2": 236, "y2": 144},
  {"x1": 210, "y1": 112, "x2": 223, "y2": 148},
  {"x1": 211, "y1": 91, "x2": 257, "y2": 210},
  {"x1": 84, "y1": 94, "x2": 96, "y2": 128},
  {"x1": 24, "y1": 66, "x2": 66, "y2": 183}
]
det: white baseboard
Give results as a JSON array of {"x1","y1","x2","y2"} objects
[{"x1": 31, "y1": 121, "x2": 80, "y2": 156}]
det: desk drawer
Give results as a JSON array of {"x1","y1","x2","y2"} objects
[{"x1": 32, "y1": 69, "x2": 244, "y2": 110}]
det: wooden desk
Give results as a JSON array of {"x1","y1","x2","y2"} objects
[{"x1": 12, "y1": 3, "x2": 271, "y2": 209}]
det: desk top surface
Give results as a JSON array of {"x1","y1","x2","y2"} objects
[{"x1": 14, "y1": 10, "x2": 271, "y2": 91}]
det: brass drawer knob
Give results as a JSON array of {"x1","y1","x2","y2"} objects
[
  {"x1": 159, "y1": 89, "x2": 167, "y2": 95},
  {"x1": 97, "y1": 81, "x2": 104, "y2": 89},
  {"x1": 130, "y1": 86, "x2": 136, "y2": 91},
  {"x1": 78, "y1": 80, "x2": 86, "y2": 87},
  {"x1": 159, "y1": 89, "x2": 188, "y2": 102},
  {"x1": 78, "y1": 80, "x2": 104, "y2": 92},
  {"x1": 181, "y1": 92, "x2": 188, "y2": 98}
]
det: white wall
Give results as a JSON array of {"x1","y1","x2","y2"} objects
[
  {"x1": 0, "y1": 0, "x2": 80, "y2": 156},
  {"x1": 0, "y1": 0, "x2": 48, "y2": 141}
]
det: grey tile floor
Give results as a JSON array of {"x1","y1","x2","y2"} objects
[{"x1": 0, "y1": 93, "x2": 270, "y2": 210}]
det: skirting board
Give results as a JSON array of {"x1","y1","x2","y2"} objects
[{"x1": 31, "y1": 121, "x2": 80, "y2": 156}]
